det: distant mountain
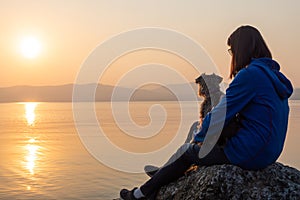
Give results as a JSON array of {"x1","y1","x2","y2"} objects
[
  {"x1": 0, "y1": 84, "x2": 298, "y2": 103},
  {"x1": 290, "y1": 88, "x2": 300, "y2": 100},
  {"x1": 0, "y1": 84, "x2": 74, "y2": 102},
  {"x1": 0, "y1": 83, "x2": 201, "y2": 102}
]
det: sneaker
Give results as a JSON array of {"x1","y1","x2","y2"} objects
[
  {"x1": 144, "y1": 165, "x2": 159, "y2": 177},
  {"x1": 120, "y1": 187, "x2": 145, "y2": 200}
]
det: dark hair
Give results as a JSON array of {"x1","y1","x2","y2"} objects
[{"x1": 227, "y1": 25, "x2": 272, "y2": 78}]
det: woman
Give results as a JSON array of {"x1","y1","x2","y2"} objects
[{"x1": 119, "y1": 25, "x2": 293, "y2": 200}]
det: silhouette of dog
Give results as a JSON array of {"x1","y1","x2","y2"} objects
[
  {"x1": 145, "y1": 73, "x2": 242, "y2": 177},
  {"x1": 196, "y1": 73, "x2": 224, "y2": 123},
  {"x1": 184, "y1": 73, "x2": 224, "y2": 143},
  {"x1": 186, "y1": 73, "x2": 242, "y2": 145}
]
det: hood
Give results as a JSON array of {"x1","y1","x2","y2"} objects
[{"x1": 251, "y1": 58, "x2": 293, "y2": 99}]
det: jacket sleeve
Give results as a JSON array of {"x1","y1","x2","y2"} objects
[{"x1": 194, "y1": 68, "x2": 256, "y2": 142}]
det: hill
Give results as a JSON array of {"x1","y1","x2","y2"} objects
[
  {"x1": 0, "y1": 84, "x2": 299, "y2": 103},
  {"x1": 0, "y1": 83, "x2": 200, "y2": 102},
  {"x1": 290, "y1": 88, "x2": 300, "y2": 100}
]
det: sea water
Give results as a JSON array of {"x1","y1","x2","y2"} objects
[{"x1": 0, "y1": 101, "x2": 299, "y2": 199}]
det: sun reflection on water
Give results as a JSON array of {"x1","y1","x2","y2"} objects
[
  {"x1": 25, "y1": 138, "x2": 39, "y2": 175},
  {"x1": 24, "y1": 102, "x2": 38, "y2": 126},
  {"x1": 22, "y1": 103, "x2": 41, "y2": 176}
]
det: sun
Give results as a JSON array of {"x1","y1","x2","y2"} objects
[{"x1": 20, "y1": 36, "x2": 42, "y2": 59}]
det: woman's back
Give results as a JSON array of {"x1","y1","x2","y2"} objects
[{"x1": 224, "y1": 58, "x2": 292, "y2": 170}]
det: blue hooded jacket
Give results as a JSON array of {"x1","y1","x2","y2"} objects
[{"x1": 194, "y1": 58, "x2": 293, "y2": 170}]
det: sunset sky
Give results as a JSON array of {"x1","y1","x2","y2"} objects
[{"x1": 0, "y1": 0, "x2": 299, "y2": 87}]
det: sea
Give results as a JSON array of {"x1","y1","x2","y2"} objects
[{"x1": 0, "y1": 101, "x2": 299, "y2": 200}]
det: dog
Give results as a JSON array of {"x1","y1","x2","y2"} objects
[
  {"x1": 196, "y1": 73, "x2": 224, "y2": 123},
  {"x1": 185, "y1": 73, "x2": 224, "y2": 143},
  {"x1": 145, "y1": 73, "x2": 242, "y2": 177}
]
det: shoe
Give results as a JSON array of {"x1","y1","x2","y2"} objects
[
  {"x1": 120, "y1": 187, "x2": 145, "y2": 200},
  {"x1": 144, "y1": 165, "x2": 159, "y2": 177}
]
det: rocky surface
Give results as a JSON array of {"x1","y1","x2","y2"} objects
[{"x1": 156, "y1": 162, "x2": 300, "y2": 200}]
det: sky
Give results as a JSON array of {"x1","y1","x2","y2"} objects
[{"x1": 0, "y1": 0, "x2": 299, "y2": 87}]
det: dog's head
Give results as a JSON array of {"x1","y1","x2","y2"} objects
[{"x1": 195, "y1": 73, "x2": 223, "y2": 97}]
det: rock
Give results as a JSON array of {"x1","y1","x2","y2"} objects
[{"x1": 156, "y1": 162, "x2": 300, "y2": 200}]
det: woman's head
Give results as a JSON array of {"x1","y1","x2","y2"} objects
[{"x1": 227, "y1": 25, "x2": 272, "y2": 78}]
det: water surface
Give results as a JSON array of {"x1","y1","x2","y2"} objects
[{"x1": 0, "y1": 101, "x2": 299, "y2": 199}]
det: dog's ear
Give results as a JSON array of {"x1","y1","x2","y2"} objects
[
  {"x1": 212, "y1": 73, "x2": 223, "y2": 83},
  {"x1": 216, "y1": 75, "x2": 223, "y2": 83},
  {"x1": 195, "y1": 73, "x2": 205, "y2": 84}
]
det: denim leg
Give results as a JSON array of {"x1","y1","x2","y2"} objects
[
  {"x1": 198, "y1": 144, "x2": 230, "y2": 166},
  {"x1": 140, "y1": 143, "x2": 230, "y2": 197},
  {"x1": 163, "y1": 143, "x2": 199, "y2": 167},
  {"x1": 140, "y1": 143, "x2": 200, "y2": 196}
]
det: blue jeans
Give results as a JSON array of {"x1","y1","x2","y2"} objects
[{"x1": 140, "y1": 143, "x2": 230, "y2": 198}]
